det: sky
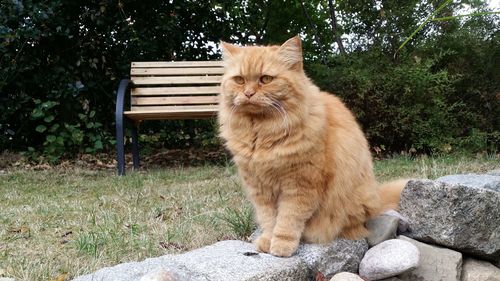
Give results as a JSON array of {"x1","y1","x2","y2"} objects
[{"x1": 488, "y1": 0, "x2": 500, "y2": 9}]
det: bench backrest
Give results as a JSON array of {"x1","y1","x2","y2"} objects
[{"x1": 129, "y1": 61, "x2": 224, "y2": 115}]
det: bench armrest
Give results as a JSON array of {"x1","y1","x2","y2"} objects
[
  {"x1": 115, "y1": 79, "x2": 131, "y2": 175},
  {"x1": 115, "y1": 79, "x2": 131, "y2": 121}
]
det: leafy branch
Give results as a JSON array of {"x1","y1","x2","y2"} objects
[{"x1": 396, "y1": 0, "x2": 498, "y2": 56}]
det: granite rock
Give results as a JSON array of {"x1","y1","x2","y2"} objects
[
  {"x1": 461, "y1": 257, "x2": 500, "y2": 281},
  {"x1": 250, "y1": 230, "x2": 368, "y2": 278},
  {"x1": 398, "y1": 236, "x2": 462, "y2": 281},
  {"x1": 359, "y1": 239, "x2": 419, "y2": 280},
  {"x1": 72, "y1": 256, "x2": 201, "y2": 281},
  {"x1": 437, "y1": 174, "x2": 500, "y2": 192},
  {"x1": 73, "y1": 238, "x2": 369, "y2": 281},
  {"x1": 400, "y1": 178, "x2": 500, "y2": 262},
  {"x1": 170, "y1": 240, "x2": 310, "y2": 281},
  {"x1": 140, "y1": 269, "x2": 182, "y2": 281},
  {"x1": 366, "y1": 215, "x2": 399, "y2": 247},
  {"x1": 382, "y1": 210, "x2": 410, "y2": 233},
  {"x1": 296, "y1": 239, "x2": 368, "y2": 278}
]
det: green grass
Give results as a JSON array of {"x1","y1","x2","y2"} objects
[{"x1": 0, "y1": 154, "x2": 498, "y2": 280}]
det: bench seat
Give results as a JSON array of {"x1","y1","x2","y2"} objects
[
  {"x1": 115, "y1": 61, "x2": 223, "y2": 175},
  {"x1": 123, "y1": 106, "x2": 219, "y2": 121}
]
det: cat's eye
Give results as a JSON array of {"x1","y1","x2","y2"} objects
[
  {"x1": 259, "y1": 75, "x2": 274, "y2": 84},
  {"x1": 233, "y1": 76, "x2": 245, "y2": 85}
]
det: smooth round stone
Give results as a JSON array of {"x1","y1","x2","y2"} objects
[
  {"x1": 330, "y1": 272, "x2": 364, "y2": 281},
  {"x1": 359, "y1": 239, "x2": 419, "y2": 280}
]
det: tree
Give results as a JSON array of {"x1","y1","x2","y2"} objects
[
  {"x1": 1, "y1": 0, "x2": 498, "y2": 158},
  {"x1": 327, "y1": 0, "x2": 346, "y2": 55}
]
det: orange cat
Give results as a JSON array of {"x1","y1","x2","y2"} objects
[{"x1": 218, "y1": 36, "x2": 407, "y2": 257}]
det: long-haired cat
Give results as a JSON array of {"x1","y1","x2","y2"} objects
[{"x1": 218, "y1": 36, "x2": 407, "y2": 257}]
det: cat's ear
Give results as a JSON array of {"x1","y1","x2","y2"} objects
[
  {"x1": 278, "y1": 35, "x2": 303, "y2": 67},
  {"x1": 220, "y1": 41, "x2": 240, "y2": 60}
]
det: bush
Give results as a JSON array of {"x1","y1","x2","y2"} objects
[
  {"x1": 0, "y1": 1, "x2": 226, "y2": 162},
  {"x1": 307, "y1": 43, "x2": 498, "y2": 153},
  {"x1": 1, "y1": 1, "x2": 498, "y2": 160}
]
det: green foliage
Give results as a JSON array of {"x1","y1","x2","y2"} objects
[
  {"x1": 0, "y1": 0, "x2": 228, "y2": 160},
  {"x1": 28, "y1": 98, "x2": 113, "y2": 163},
  {"x1": 309, "y1": 37, "x2": 498, "y2": 153},
  {"x1": 0, "y1": 0, "x2": 498, "y2": 159}
]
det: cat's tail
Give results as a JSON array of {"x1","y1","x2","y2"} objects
[{"x1": 377, "y1": 179, "x2": 409, "y2": 212}]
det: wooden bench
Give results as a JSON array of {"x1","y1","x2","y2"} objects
[{"x1": 115, "y1": 61, "x2": 223, "y2": 175}]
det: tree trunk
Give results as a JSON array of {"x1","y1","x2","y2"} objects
[
  {"x1": 299, "y1": 0, "x2": 327, "y2": 64},
  {"x1": 257, "y1": 0, "x2": 273, "y2": 43},
  {"x1": 327, "y1": 0, "x2": 346, "y2": 55}
]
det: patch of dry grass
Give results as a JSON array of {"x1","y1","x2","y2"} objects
[
  {"x1": 374, "y1": 153, "x2": 499, "y2": 181},
  {"x1": 0, "y1": 153, "x2": 498, "y2": 280},
  {"x1": 0, "y1": 165, "x2": 250, "y2": 280}
]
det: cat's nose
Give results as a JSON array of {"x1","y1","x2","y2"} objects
[{"x1": 244, "y1": 91, "x2": 255, "y2": 99}]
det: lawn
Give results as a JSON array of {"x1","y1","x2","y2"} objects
[{"x1": 0, "y1": 154, "x2": 498, "y2": 281}]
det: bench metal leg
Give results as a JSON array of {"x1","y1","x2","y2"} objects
[
  {"x1": 131, "y1": 124, "x2": 139, "y2": 170},
  {"x1": 116, "y1": 114, "x2": 126, "y2": 176},
  {"x1": 115, "y1": 79, "x2": 130, "y2": 176}
]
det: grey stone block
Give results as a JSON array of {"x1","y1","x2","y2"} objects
[
  {"x1": 296, "y1": 239, "x2": 368, "y2": 278},
  {"x1": 140, "y1": 269, "x2": 182, "y2": 281},
  {"x1": 400, "y1": 179, "x2": 500, "y2": 262},
  {"x1": 171, "y1": 240, "x2": 311, "y2": 281},
  {"x1": 461, "y1": 257, "x2": 500, "y2": 281},
  {"x1": 73, "y1": 238, "x2": 369, "y2": 281},
  {"x1": 437, "y1": 174, "x2": 500, "y2": 192},
  {"x1": 72, "y1": 256, "x2": 203, "y2": 281},
  {"x1": 366, "y1": 215, "x2": 399, "y2": 247},
  {"x1": 398, "y1": 236, "x2": 462, "y2": 281},
  {"x1": 382, "y1": 210, "x2": 409, "y2": 233}
]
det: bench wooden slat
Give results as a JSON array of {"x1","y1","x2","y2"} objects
[
  {"x1": 117, "y1": 61, "x2": 224, "y2": 174},
  {"x1": 125, "y1": 105, "x2": 217, "y2": 121},
  {"x1": 131, "y1": 61, "x2": 224, "y2": 68},
  {"x1": 130, "y1": 105, "x2": 218, "y2": 112},
  {"x1": 131, "y1": 67, "x2": 224, "y2": 76},
  {"x1": 131, "y1": 86, "x2": 220, "y2": 96},
  {"x1": 131, "y1": 76, "x2": 222, "y2": 85},
  {"x1": 131, "y1": 96, "x2": 218, "y2": 106},
  {"x1": 124, "y1": 111, "x2": 216, "y2": 121}
]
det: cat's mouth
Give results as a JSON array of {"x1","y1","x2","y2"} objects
[
  {"x1": 233, "y1": 101, "x2": 266, "y2": 114},
  {"x1": 232, "y1": 98, "x2": 286, "y2": 117},
  {"x1": 233, "y1": 97, "x2": 266, "y2": 108}
]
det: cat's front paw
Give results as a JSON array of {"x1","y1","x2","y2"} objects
[
  {"x1": 254, "y1": 235, "x2": 271, "y2": 253},
  {"x1": 269, "y1": 236, "x2": 299, "y2": 257}
]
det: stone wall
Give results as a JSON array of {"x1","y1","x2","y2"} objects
[{"x1": 73, "y1": 172, "x2": 500, "y2": 281}]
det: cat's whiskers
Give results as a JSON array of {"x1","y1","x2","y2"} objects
[
  {"x1": 226, "y1": 99, "x2": 243, "y2": 126},
  {"x1": 269, "y1": 103, "x2": 291, "y2": 147},
  {"x1": 267, "y1": 102, "x2": 282, "y2": 134},
  {"x1": 266, "y1": 96, "x2": 291, "y2": 140},
  {"x1": 229, "y1": 104, "x2": 237, "y2": 122}
]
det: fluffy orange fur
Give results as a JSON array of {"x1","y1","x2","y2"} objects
[{"x1": 218, "y1": 36, "x2": 407, "y2": 257}]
